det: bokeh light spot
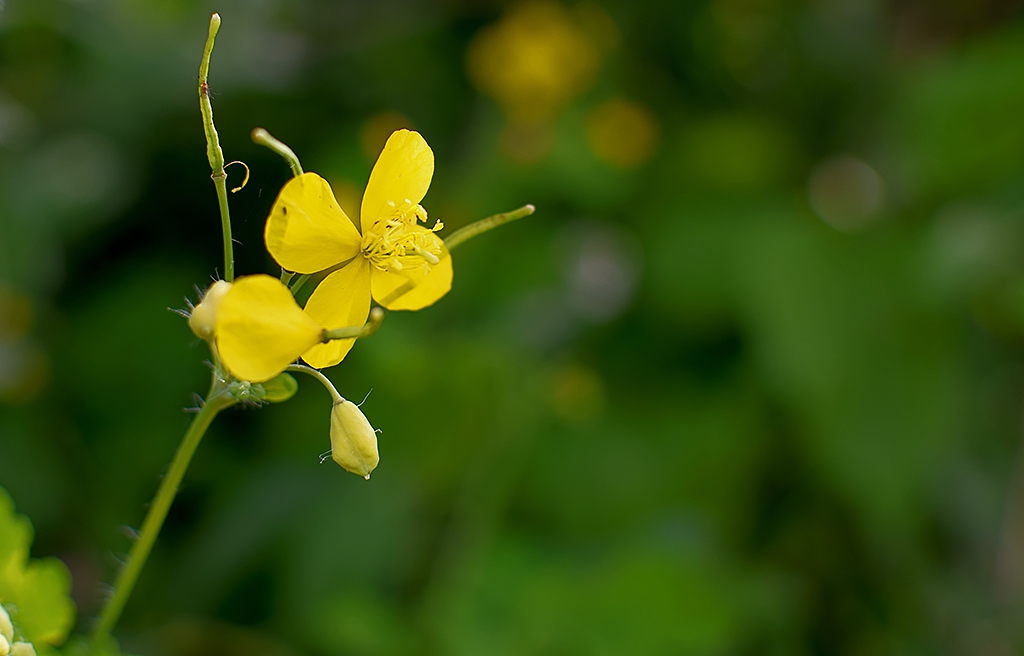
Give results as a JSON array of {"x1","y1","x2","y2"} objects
[
  {"x1": 360, "y1": 111, "x2": 413, "y2": 161},
  {"x1": 560, "y1": 221, "x2": 643, "y2": 323},
  {"x1": 551, "y1": 363, "x2": 606, "y2": 424},
  {"x1": 0, "y1": 285, "x2": 33, "y2": 339},
  {"x1": 586, "y1": 98, "x2": 659, "y2": 168},
  {"x1": 807, "y1": 155, "x2": 884, "y2": 232},
  {"x1": 467, "y1": 1, "x2": 602, "y2": 124},
  {"x1": 500, "y1": 122, "x2": 554, "y2": 164}
]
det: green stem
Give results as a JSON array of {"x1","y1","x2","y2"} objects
[
  {"x1": 199, "y1": 13, "x2": 234, "y2": 282},
  {"x1": 252, "y1": 127, "x2": 304, "y2": 177},
  {"x1": 289, "y1": 273, "x2": 312, "y2": 295},
  {"x1": 213, "y1": 175, "x2": 233, "y2": 282},
  {"x1": 290, "y1": 256, "x2": 357, "y2": 297},
  {"x1": 88, "y1": 384, "x2": 236, "y2": 653},
  {"x1": 286, "y1": 364, "x2": 343, "y2": 403},
  {"x1": 322, "y1": 307, "x2": 385, "y2": 341},
  {"x1": 444, "y1": 204, "x2": 535, "y2": 252}
]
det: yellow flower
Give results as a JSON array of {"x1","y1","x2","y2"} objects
[
  {"x1": 215, "y1": 274, "x2": 324, "y2": 383},
  {"x1": 265, "y1": 129, "x2": 451, "y2": 369}
]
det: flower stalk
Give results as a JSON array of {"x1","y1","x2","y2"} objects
[
  {"x1": 444, "y1": 204, "x2": 535, "y2": 251},
  {"x1": 88, "y1": 379, "x2": 237, "y2": 654},
  {"x1": 323, "y1": 307, "x2": 385, "y2": 341},
  {"x1": 252, "y1": 127, "x2": 304, "y2": 177},
  {"x1": 286, "y1": 363, "x2": 343, "y2": 403}
]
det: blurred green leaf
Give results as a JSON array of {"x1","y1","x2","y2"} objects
[{"x1": 0, "y1": 486, "x2": 75, "y2": 648}]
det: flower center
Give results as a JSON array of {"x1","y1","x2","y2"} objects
[{"x1": 361, "y1": 199, "x2": 444, "y2": 274}]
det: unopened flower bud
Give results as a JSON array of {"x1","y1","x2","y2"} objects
[
  {"x1": 0, "y1": 605, "x2": 11, "y2": 643},
  {"x1": 330, "y1": 399, "x2": 379, "y2": 479},
  {"x1": 8, "y1": 642, "x2": 35, "y2": 656},
  {"x1": 188, "y1": 280, "x2": 233, "y2": 341}
]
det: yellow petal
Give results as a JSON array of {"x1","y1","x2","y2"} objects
[
  {"x1": 360, "y1": 129, "x2": 434, "y2": 233},
  {"x1": 215, "y1": 274, "x2": 324, "y2": 382},
  {"x1": 301, "y1": 259, "x2": 373, "y2": 368},
  {"x1": 371, "y1": 229, "x2": 453, "y2": 310},
  {"x1": 265, "y1": 172, "x2": 362, "y2": 274}
]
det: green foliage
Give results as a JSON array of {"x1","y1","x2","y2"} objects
[
  {"x1": 3, "y1": 1, "x2": 1024, "y2": 654},
  {"x1": 0, "y1": 486, "x2": 74, "y2": 652}
]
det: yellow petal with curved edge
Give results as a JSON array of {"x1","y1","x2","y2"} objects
[
  {"x1": 361, "y1": 130, "x2": 434, "y2": 233},
  {"x1": 371, "y1": 230, "x2": 453, "y2": 310},
  {"x1": 216, "y1": 274, "x2": 324, "y2": 382},
  {"x1": 301, "y1": 259, "x2": 373, "y2": 368},
  {"x1": 265, "y1": 172, "x2": 361, "y2": 273}
]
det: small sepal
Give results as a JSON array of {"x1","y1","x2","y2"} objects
[{"x1": 259, "y1": 373, "x2": 298, "y2": 403}]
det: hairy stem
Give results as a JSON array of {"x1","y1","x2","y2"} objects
[{"x1": 88, "y1": 382, "x2": 235, "y2": 653}]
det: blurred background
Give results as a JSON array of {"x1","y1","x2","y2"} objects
[{"x1": 3, "y1": 0, "x2": 1024, "y2": 653}]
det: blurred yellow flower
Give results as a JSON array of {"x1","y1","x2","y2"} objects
[
  {"x1": 265, "y1": 129, "x2": 451, "y2": 369},
  {"x1": 468, "y1": 1, "x2": 601, "y2": 124},
  {"x1": 215, "y1": 274, "x2": 324, "y2": 383},
  {"x1": 586, "y1": 98, "x2": 659, "y2": 167}
]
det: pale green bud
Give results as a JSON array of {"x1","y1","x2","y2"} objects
[
  {"x1": 8, "y1": 642, "x2": 35, "y2": 656},
  {"x1": 188, "y1": 280, "x2": 233, "y2": 341},
  {"x1": 0, "y1": 634, "x2": 9, "y2": 656},
  {"x1": 330, "y1": 399, "x2": 379, "y2": 479}
]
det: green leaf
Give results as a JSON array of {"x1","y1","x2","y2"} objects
[{"x1": 0, "y1": 486, "x2": 75, "y2": 647}]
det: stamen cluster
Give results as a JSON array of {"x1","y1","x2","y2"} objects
[{"x1": 362, "y1": 200, "x2": 443, "y2": 274}]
